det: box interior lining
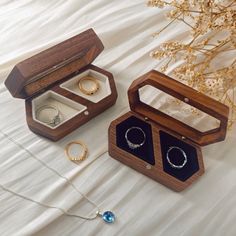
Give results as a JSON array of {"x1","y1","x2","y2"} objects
[
  {"x1": 32, "y1": 91, "x2": 87, "y2": 129},
  {"x1": 60, "y1": 69, "x2": 111, "y2": 103},
  {"x1": 116, "y1": 116, "x2": 155, "y2": 165},
  {"x1": 160, "y1": 130, "x2": 199, "y2": 181},
  {"x1": 115, "y1": 114, "x2": 200, "y2": 182}
]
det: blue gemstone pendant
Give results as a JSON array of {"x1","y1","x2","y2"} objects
[{"x1": 102, "y1": 211, "x2": 115, "y2": 223}]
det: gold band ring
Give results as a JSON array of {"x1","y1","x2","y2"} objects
[
  {"x1": 65, "y1": 141, "x2": 88, "y2": 162},
  {"x1": 78, "y1": 76, "x2": 100, "y2": 95}
]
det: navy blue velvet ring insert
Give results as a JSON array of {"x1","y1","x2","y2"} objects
[{"x1": 116, "y1": 115, "x2": 199, "y2": 182}]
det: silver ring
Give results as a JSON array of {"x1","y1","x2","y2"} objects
[
  {"x1": 36, "y1": 105, "x2": 61, "y2": 127},
  {"x1": 125, "y1": 127, "x2": 146, "y2": 150},
  {"x1": 166, "y1": 146, "x2": 187, "y2": 169}
]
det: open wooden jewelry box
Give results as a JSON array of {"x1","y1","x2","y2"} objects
[
  {"x1": 5, "y1": 29, "x2": 117, "y2": 141},
  {"x1": 109, "y1": 70, "x2": 229, "y2": 191}
]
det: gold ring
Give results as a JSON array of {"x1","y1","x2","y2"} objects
[
  {"x1": 78, "y1": 76, "x2": 100, "y2": 95},
  {"x1": 65, "y1": 141, "x2": 88, "y2": 162}
]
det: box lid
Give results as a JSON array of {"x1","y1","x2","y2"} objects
[
  {"x1": 5, "y1": 28, "x2": 104, "y2": 99},
  {"x1": 128, "y1": 70, "x2": 229, "y2": 146}
]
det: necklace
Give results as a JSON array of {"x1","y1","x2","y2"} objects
[{"x1": 0, "y1": 130, "x2": 115, "y2": 224}]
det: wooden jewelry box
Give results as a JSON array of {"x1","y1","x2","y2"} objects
[
  {"x1": 5, "y1": 29, "x2": 117, "y2": 141},
  {"x1": 109, "y1": 70, "x2": 229, "y2": 191}
]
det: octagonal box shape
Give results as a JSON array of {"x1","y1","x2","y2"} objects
[
  {"x1": 5, "y1": 29, "x2": 117, "y2": 141},
  {"x1": 109, "y1": 70, "x2": 229, "y2": 191}
]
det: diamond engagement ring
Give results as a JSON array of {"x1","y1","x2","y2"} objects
[{"x1": 36, "y1": 105, "x2": 61, "y2": 127}]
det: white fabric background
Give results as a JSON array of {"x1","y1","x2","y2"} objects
[{"x1": 0, "y1": 1, "x2": 236, "y2": 235}]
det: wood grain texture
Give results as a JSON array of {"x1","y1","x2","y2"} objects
[
  {"x1": 5, "y1": 28, "x2": 104, "y2": 99},
  {"x1": 108, "y1": 70, "x2": 229, "y2": 191},
  {"x1": 128, "y1": 70, "x2": 229, "y2": 146},
  {"x1": 109, "y1": 111, "x2": 204, "y2": 192},
  {"x1": 5, "y1": 29, "x2": 117, "y2": 141},
  {"x1": 26, "y1": 64, "x2": 117, "y2": 141}
]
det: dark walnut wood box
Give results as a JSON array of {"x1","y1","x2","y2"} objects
[
  {"x1": 5, "y1": 29, "x2": 117, "y2": 141},
  {"x1": 109, "y1": 70, "x2": 229, "y2": 191}
]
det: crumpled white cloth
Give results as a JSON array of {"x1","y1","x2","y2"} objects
[{"x1": 0, "y1": 1, "x2": 236, "y2": 235}]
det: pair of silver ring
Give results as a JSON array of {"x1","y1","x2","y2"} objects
[
  {"x1": 36, "y1": 105, "x2": 61, "y2": 127},
  {"x1": 125, "y1": 127, "x2": 187, "y2": 169}
]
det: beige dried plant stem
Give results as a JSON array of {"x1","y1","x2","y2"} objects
[{"x1": 147, "y1": 0, "x2": 236, "y2": 127}]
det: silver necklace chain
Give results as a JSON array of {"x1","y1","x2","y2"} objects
[{"x1": 0, "y1": 129, "x2": 102, "y2": 220}]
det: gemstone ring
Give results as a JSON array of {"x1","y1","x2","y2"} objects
[
  {"x1": 78, "y1": 76, "x2": 100, "y2": 95},
  {"x1": 125, "y1": 126, "x2": 146, "y2": 150},
  {"x1": 65, "y1": 140, "x2": 88, "y2": 163},
  {"x1": 36, "y1": 105, "x2": 61, "y2": 127}
]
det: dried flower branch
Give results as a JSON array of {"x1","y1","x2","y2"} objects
[{"x1": 148, "y1": 0, "x2": 236, "y2": 127}]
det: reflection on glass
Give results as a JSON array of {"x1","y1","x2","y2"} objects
[{"x1": 139, "y1": 85, "x2": 220, "y2": 132}]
